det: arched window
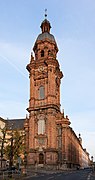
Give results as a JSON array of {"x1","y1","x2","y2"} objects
[
  {"x1": 41, "y1": 50, "x2": 44, "y2": 57},
  {"x1": 39, "y1": 86, "x2": 45, "y2": 99},
  {"x1": 38, "y1": 119, "x2": 45, "y2": 134}
]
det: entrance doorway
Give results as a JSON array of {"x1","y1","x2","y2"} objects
[{"x1": 39, "y1": 153, "x2": 44, "y2": 164}]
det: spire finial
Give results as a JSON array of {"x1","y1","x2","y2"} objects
[{"x1": 45, "y1": 9, "x2": 47, "y2": 19}]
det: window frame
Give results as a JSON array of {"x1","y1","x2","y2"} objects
[{"x1": 39, "y1": 86, "x2": 45, "y2": 100}]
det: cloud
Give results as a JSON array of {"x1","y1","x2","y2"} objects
[
  {"x1": 0, "y1": 42, "x2": 30, "y2": 83},
  {"x1": 0, "y1": 42, "x2": 30, "y2": 120},
  {"x1": 0, "y1": 41, "x2": 31, "y2": 71},
  {"x1": 0, "y1": 101, "x2": 28, "y2": 119}
]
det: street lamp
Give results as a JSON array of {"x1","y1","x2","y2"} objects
[{"x1": 91, "y1": 156, "x2": 94, "y2": 171}]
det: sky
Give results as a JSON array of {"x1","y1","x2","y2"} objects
[{"x1": 0, "y1": 0, "x2": 95, "y2": 161}]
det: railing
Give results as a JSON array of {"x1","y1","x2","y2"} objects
[{"x1": 0, "y1": 169, "x2": 21, "y2": 180}]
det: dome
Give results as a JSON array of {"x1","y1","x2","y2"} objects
[
  {"x1": 36, "y1": 32, "x2": 56, "y2": 42},
  {"x1": 33, "y1": 18, "x2": 58, "y2": 52}
]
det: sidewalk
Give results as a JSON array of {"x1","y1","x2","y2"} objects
[{"x1": 91, "y1": 171, "x2": 95, "y2": 180}]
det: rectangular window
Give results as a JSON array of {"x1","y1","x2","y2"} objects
[{"x1": 39, "y1": 86, "x2": 45, "y2": 99}]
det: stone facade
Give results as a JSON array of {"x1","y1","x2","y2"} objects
[{"x1": 21, "y1": 18, "x2": 90, "y2": 169}]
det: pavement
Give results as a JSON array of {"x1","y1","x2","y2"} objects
[
  {"x1": 22, "y1": 169, "x2": 95, "y2": 180},
  {"x1": 91, "y1": 171, "x2": 95, "y2": 180},
  {"x1": 0, "y1": 169, "x2": 95, "y2": 180}
]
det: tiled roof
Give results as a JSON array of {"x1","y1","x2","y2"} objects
[{"x1": 5, "y1": 119, "x2": 25, "y2": 130}]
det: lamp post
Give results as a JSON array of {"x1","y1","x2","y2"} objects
[{"x1": 91, "y1": 156, "x2": 94, "y2": 171}]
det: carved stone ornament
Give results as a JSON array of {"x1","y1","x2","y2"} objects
[
  {"x1": 56, "y1": 77, "x2": 60, "y2": 87},
  {"x1": 37, "y1": 114, "x2": 45, "y2": 120}
]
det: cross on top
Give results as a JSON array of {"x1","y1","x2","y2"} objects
[{"x1": 45, "y1": 9, "x2": 47, "y2": 18}]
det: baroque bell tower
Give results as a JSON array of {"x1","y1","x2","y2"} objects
[{"x1": 25, "y1": 13, "x2": 70, "y2": 168}]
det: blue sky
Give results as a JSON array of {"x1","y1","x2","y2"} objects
[{"x1": 0, "y1": 0, "x2": 95, "y2": 160}]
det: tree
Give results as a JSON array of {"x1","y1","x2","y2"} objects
[
  {"x1": 5, "y1": 130, "x2": 25, "y2": 167},
  {"x1": 0, "y1": 126, "x2": 7, "y2": 168}
]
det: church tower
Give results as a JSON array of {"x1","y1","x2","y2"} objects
[{"x1": 25, "y1": 14, "x2": 70, "y2": 168}]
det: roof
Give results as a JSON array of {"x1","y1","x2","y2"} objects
[
  {"x1": 0, "y1": 117, "x2": 6, "y2": 123},
  {"x1": 36, "y1": 32, "x2": 55, "y2": 42},
  {"x1": 5, "y1": 119, "x2": 25, "y2": 130},
  {"x1": 41, "y1": 19, "x2": 51, "y2": 26}
]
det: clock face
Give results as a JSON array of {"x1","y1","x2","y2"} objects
[{"x1": 38, "y1": 66, "x2": 44, "y2": 72}]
